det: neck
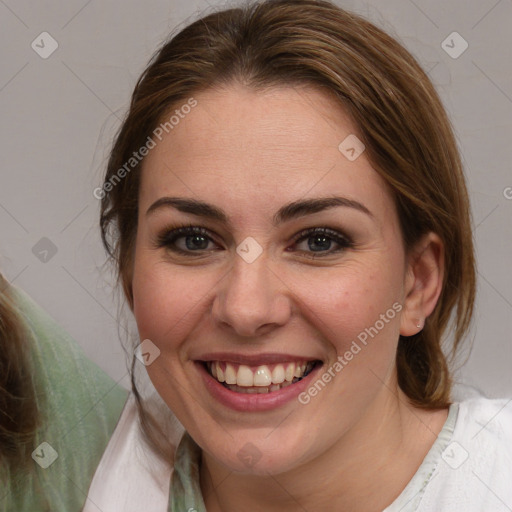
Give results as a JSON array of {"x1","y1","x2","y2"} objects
[{"x1": 199, "y1": 383, "x2": 449, "y2": 512}]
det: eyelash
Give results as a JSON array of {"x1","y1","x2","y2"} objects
[{"x1": 154, "y1": 223, "x2": 354, "y2": 258}]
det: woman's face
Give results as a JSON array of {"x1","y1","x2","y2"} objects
[{"x1": 131, "y1": 84, "x2": 415, "y2": 474}]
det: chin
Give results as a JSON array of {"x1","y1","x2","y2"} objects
[{"x1": 201, "y1": 426, "x2": 314, "y2": 476}]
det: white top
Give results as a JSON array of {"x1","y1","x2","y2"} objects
[
  {"x1": 82, "y1": 394, "x2": 181, "y2": 512},
  {"x1": 384, "y1": 395, "x2": 512, "y2": 511},
  {"x1": 84, "y1": 393, "x2": 512, "y2": 512}
]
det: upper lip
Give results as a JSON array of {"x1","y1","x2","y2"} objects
[{"x1": 195, "y1": 352, "x2": 322, "y2": 366}]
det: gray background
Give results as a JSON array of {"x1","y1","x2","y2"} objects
[{"x1": 1, "y1": 0, "x2": 511, "y2": 395}]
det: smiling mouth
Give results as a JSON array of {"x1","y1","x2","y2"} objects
[{"x1": 204, "y1": 360, "x2": 321, "y2": 394}]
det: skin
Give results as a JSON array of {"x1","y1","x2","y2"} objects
[{"x1": 131, "y1": 83, "x2": 448, "y2": 512}]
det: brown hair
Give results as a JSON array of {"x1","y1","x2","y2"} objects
[
  {"x1": 100, "y1": 0, "x2": 475, "y2": 452},
  {"x1": 0, "y1": 273, "x2": 40, "y2": 471}
]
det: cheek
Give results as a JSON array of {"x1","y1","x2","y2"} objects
[
  {"x1": 131, "y1": 260, "x2": 196, "y2": 400},
  {"x1": 132, "y1": 253, "x2": 185, "y2": 345},
  {"x1": 131, "y1": 253, "x2": 216, "y2": 358},
  {"x1": 300, "y1": 272, "x2": 403, "y2": 413},
  {"x1": 301, "y1": 264, "x2": 401, "y2": 348}
]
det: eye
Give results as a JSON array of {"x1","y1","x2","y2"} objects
[
  {"x1": 290, "y1": 227, "x2": 353, "y2": 258},
  {"x1": 154, "y1": 224, "x2": 353, "y2": 258},
  {"x1": 154, "y1": 224, "x2": 220, "y2": 255}
]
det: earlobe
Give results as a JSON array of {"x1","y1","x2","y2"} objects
[{"x1": 399, "y1": 233, "x2": 444, "y2": 337}]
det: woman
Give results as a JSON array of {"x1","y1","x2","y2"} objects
[
  {"x1": 0, "y1": 272, "x2": 128, "y2": 511},
  {"x1": 87, "y1": 0, "x2": 512, "y2": 510}
]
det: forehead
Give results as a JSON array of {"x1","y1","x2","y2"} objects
[{"x1": 139, "y1": 84, "x2": 393, "y2": 225}]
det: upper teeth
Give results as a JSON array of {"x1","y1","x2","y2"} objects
[{"x1": 207, "y1": 361, "x2": 312, "y2": 387}]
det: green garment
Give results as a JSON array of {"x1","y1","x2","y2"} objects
[
  {"x1": 0, "y1": 284, "x2": 128, "y2": 511},
  {"x1": 170, "y1": 432, "x2": 207, "y2": 512}
]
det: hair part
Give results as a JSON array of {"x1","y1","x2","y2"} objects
[{"x1": 0, "y1": 273, "x2": 41, "y2": 472}]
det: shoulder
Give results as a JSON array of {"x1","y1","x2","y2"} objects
[
  {"x1": 418, "y1": 396, "x2": 512, "y2": 512},
  {"x1": 457, "y1": 395, "x2": 512, "y2": 437},
  {"x1": 4, "y1": 284, "x2": 129, "y2": 511},
  {"x1": 9, "y1": 283, "x2": 129, "y2": 430}
]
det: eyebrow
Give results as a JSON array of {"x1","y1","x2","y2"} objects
[{"x1": 146, "y1": 196, "x2": 373, "y2": 226}]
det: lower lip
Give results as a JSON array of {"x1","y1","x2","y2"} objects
[{"x1": 196, "y1": 361, "x2": 323, "y2": 412}]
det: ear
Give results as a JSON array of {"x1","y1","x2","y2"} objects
[{"x1": 400, "y1": 232, "x2": 444, "y2": 336}]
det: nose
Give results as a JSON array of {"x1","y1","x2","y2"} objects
[{"x1": 211, "y1": 253, "x2": 292, "y2": 338}]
